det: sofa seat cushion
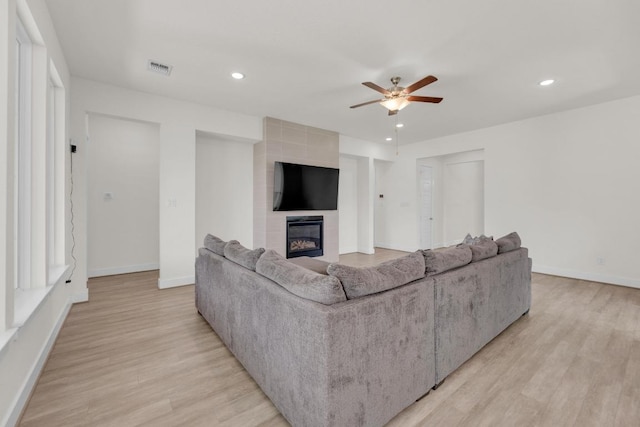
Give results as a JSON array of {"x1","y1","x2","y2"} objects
[
  {"x1": 289, "y1": 256, "x2": 330, "y2": 275},
  {"x1": 327, "y1": 251, "x2": 425, "y2": 299},
  {"x1": 204, "y1": 234, "x2": 227, "y2": 256},
  {"x1": 496, "y1": 232, "x2": 522, "y2": 253},
  {"x1": 224, "y1": 240, "x2": 265, "y2": 271},
  {"x1": 423, "y1": 245, "x2": 472, "y2": 276},
  {"x1": 256, "y1": 250, "x2": 347, "y2": 305}
]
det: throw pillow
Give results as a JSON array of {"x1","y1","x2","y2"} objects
[
  {"x1": 327, "y1": 251, "x2": 425, "y2": 299},
  {"x1": 223, "y1": 240, "x2": 265, "y2": 271},
  {"x1": 462, "y1": 233, "x2": 475, "y2": 245},
  {"x1": 495, "y1": 232, "x2": 521, "y2": 254},
  {"x1": 462, "y1": 233, "x2": 493, "y2": 245},
  {"x1": 203, "y1": 234, "x2": 226, "y2": 256},
  {"x1": 256, "y1": 250, "x2": 347, "y2": 305},
  {"x1": 422, "y1": 245, "x2": 472, "y2": 276}
]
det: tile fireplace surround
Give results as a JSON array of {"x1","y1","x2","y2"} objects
[{"x1": 253, "y1": 117, "x2": 339, "y2": 262}]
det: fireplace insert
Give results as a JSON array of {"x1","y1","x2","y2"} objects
[{"x1": 286, "y1": 216, "x2": 323, "y2": 258}]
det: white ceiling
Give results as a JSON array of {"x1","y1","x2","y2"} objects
[{"x1": 44, "y1": 0, "x2": 640, "y2": 145}]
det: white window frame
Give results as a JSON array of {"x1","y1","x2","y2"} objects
[
  {"x1": 15, "y1": 18, "x2": 32, "y2": 291},
  {"x1": 47, "y1": 61, "x2": 66, "y2": 283}
]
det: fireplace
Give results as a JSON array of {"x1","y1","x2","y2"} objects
[{"x1": 286, "y1": 216, "x2": 323, "y2": 258}]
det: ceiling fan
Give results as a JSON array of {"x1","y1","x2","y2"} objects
[{"x1": 350, "y1": 75, "x2": 443, "y2": 116}]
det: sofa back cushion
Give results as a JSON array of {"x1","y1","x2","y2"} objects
[
  {"x1": 422, "y1": 245, "x2": 472, "y2": 276},
  {"x1": 224, "y1": 240, "x2": 265, "y2": 271},
  {"x1": 256, "y1": 250, "x2": 347, "y2": 305},
  {"x1": 288, "y1": 256, "x2": 330, "y2": 275},
  {"x1": 495, "y1": 231, "x2": 521, "y2": 254},
  {"x1": 204, "y1": 234, "x2": 227, "y2": 256},
  {"x1": 327, "y1": 251, "x2": 425, "y2": 299},
  {"x1": 466, "y1": 239, "x2": 498, "y2": 262}
]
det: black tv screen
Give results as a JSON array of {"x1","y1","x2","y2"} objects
[{"x1": 273, "y1": 162, "x2": 339, "y2": 211}]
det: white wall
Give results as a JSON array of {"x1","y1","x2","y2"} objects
[
  {"x1": 443, "y1": 160, "x2": 484, "y2": 244},
  {"x1": 196, "y1": 132, "x2": 254, "y2": 248},
  {"x1": 383, "y1": 95, "x2": 640, "y2": 288},
  {"x1": 87, "y1": 114, "x2": 160, "y2": 277},
  {"x1": 338, "y1": 156, "x2": 358, "y2": 253},
  {"x1": 339, "y1": 135, "x2": 394, "y2": 253},
  {"x1": 70, "y1": 77, "x2": 261, "y2": 291},
  {"x1": 374, "y1": 160, "x2": 399, "y2": 249},
  {"x1": 417, "y1": 150, "x2": 485, "y2": 248},
  {"x1": 357, "y1": 156, "x2": 375, "y2": 254}
]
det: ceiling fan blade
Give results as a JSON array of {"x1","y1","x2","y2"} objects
[
  {"x1": 407, "y1": 95, "x2": 443, "y2": 103},
  {"x1": 350, "y1": 99, "x2": 383, "y2": 109},
  {"x1": 362, "y1": 82, "x2": 391, "y2": 95},
  {"x1": 388, "y1": 109, "x2": 398, "y2": 116},
  {"x1": 404, "y1": 75, "x2": 438, "y2": 94}
]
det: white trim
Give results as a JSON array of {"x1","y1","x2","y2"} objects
[
  {"x1": 16, "y1": 18, "x2": 33, "y2": 291},
  {"x1": 70, "y1": 290, "x2": 89, "y2": 303},
  {"x1": 158, "y1": 275, "x2": 195, "y2": 289},
  {"x1": 0, "y1": 328, "x2": 18, "y2": 359},
  {"x1": 88, "y1": 263, "x2": 159, "y2": 278},
  {"x1": 3, "y1": 301, "x2": 71, "y2": 427},
  {"x1": 339, "y1": 246, "x2": 358, "y2": 255},
  {"x1": 357, "y1": 247, "x2": 375, "y2": 255},
  {"x1": 13, "y1": 265, "x2": 69, "y2": 327},
  {"x1": 532, "y1": 264, "x2": 640, "y2": 290},
  {"x1": 431, "y1": 241, "x2": 445, "y2": 250},
  {"x1": 373, "y1": 243, "x2": 415, "y2": 253}
]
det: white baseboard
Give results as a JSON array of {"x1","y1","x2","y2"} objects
[
  {"x1": 70, "y1": 289, "x2": 89, "y2": 303},
  {"x1": 427, "y1": 241, "x2": 445, "y2": 250},
  {"x1": 158, "y1": 275, "x2": 195, "y2": 289},
  {"x1": 339, "y1": 246, "x2": 358, "y2": 255},
  {"x1": 5, "y1": 301, "x2": 71, "y2": 427},
  {"x1": 374, "y1": 243, "x2": 417, "y2": 253},
  {"x1": 357, "y1": 247, "x2": 375, "y2": 255},
  {"x1": 532, "y1": 264, "x2": 640, "y2": 290},
  {"x1": 445, "y1": 239, "x2": 463, "y2": 247},
  {"x1": 88, "y1": 263, "x2": 159, "y2": 278}
]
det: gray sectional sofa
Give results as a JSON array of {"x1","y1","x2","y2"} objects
[{"x1": 195, "y1": 233, "x2": 531, "y2": 427}]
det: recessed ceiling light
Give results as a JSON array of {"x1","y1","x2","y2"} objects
[
  {"x1": 231, "y1": 72, "x2": 245, "y2": 80},
  {"x1": 386, "y1": 137, "x2": 393, "y2": 141},
  {"x1": 539, "y1": 79, "x2": 555, "y2": 86},
  {"x1": 395, "y1": 123, "x2": 404, "y2": 128}
]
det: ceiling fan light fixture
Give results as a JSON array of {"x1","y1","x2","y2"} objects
[{"x1": 380, "y1": 97, "x2": 410, "y2": 111}]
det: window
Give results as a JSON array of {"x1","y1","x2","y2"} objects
[
  {"x1": 10, "y1": 16, "x2": 69, "y2": 328},
  {"x1": 47, "y1": 79, "x2": 55, "y2": 273},
  {"x1": 15, "y1": 18, "x2": 32, "y2": 291},
  {"x1": 47, "y1": 63, "x2": 66, "y2": 281}
]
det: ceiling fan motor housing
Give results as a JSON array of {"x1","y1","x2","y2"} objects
[{"x1": 389, "y1": 77, "x2": 405, "y2": 97}]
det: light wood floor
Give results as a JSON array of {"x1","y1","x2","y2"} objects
[{"x1": 19, "y1": 249, "x2": 640, "y2": 426}]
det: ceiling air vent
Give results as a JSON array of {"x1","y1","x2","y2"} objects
[{"x1": 147, "y1": 60, "x2": 172, "y2": 76}]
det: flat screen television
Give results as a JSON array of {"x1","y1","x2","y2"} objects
[{"x1": 273, "y1": 162, "x2": 339, "y2": 211}]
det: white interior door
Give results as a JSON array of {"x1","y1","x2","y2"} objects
[{"x1": 419, "y1": 165, "x2": 433, "y2": 249}]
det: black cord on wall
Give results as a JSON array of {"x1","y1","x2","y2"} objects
[{"x1": 66, "y1": 142, "x2": 77, "y2": 283}]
